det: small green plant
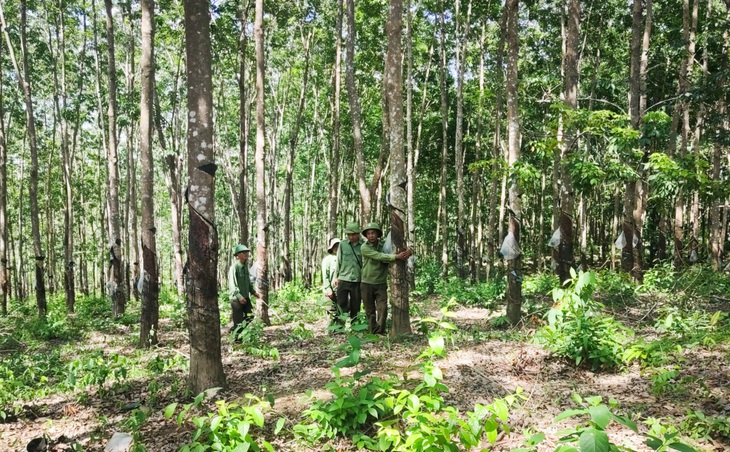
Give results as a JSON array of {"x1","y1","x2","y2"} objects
[
  {"x1": 535, "y1": 270, "x2": 633, "y2": 370},
  {"x1": 650, "y1": 368, "x2": 680, "y2": 396},
  {"x1": 680, "y1": 410, "x2": 730, "y2": 441},
  {"x1": 166, "y1": 391, "x2": 281, "y2": 452},
  {"x1": 124, "y1": 407, "x2": 150, "y2": 452},
  {"x1": 547, "y1": 394, "x2": 697, "y2": 452},
  {"x1": 233, "y1": 319, "x2": 280, "y2": 360}
]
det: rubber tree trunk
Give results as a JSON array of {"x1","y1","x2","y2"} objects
[
  {"x1": 139, "y1": 0, "x2": 160, "y2": 348},
  {"x1": 385, "y1": 0, "x2": 411, "y2": 337},
  {"x1": 504, "y1": 0, "x2": 522, "y2": 327},
  {"x1": 253, "y1": 0, "x2": 270, "y2": 326},
  {"x1": 183, "y1": 0, "x2": 225, "y2": 393},
  {"x1": 104, "y1": 0, "x2": 126, "y2": 316}
]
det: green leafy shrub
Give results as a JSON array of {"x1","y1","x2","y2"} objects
[
  {"x1": 434, "y1": 277, "x2": 505, "y2": 308},
  {"x1": 523, "y1": 272, "x2": 559, "y2": 298},
  {"x1": 594, "y1": 270, "x2": 637, "y2": 305},
  {"x1": 532, "y1": 394, "x2": 699, "y2": 452},
  {"x1": 535, "y1": 270, "x2": 633, "y2": 370},
  {"x1": 414, "y1": 258, "x2": 442, "y2": 294},
  {"x1": 166, "y1": 391, "x2": 281, "y2": 452},
  {"x1": 681, "y1": 410, "x2": 730, "y2": 441}
]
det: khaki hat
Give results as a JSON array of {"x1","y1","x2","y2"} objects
[
  {"x1": 327, "y1": 238, "x2": 340, "y2": 253},
  {"x1": 362, "y1": 222, "x2": 383, "y2": 238},
  {"x1": 233, "y1": 244, "x2": 250, "y2": 256},
  {"x1": 344, "y1": 221, "x2": 361, "y2": 234}
]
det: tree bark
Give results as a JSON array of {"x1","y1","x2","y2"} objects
[
  {"x1": 1, "y1": 0, "x2": 46, "y2": 316},
  {"x1": 710, "y1": 5, "x2": 728, "y2": 270},
  {"x1": 345, "y1": 0, "x2": 371, "y2": 223},
  {"x1": 329, "y1": 0, "x2": 343, "y2": 240},
  {"x1": 0, "y1": 34, "x2": 6, "y2": 315},
  {"x1": 556, "y1": 0, "x2": 580, "y2": 284},
  {"x1": 237, "y1": 2, "x2": 251, "y2": 245},
  {"x1": 282, "y1": 31, "x2": 312, "y2": 284},
  {"x1": 254, "y1": 0, "x2": 270, "y2": 326},
  {"x1": 438, "y1": 8, "x2": 449, "y2": 278},
  {"x1": 504, "y1": 0, "x2": 522, "y2": 326},
  {"x1": 454, "y1": 0, "x2": 472, "y2": 280},
  {"x1": 183, "y1": 0, "x2": 225, "y2": 393},
  {"x1": 385, "y1": 0, "x2": 410, "y2": 337},
  {"x1": 104, "y1": 0, "x2": 126, "y2": 316},
  {"x1": 140, "y1": 0, "x2": 160, "y2": 348}
]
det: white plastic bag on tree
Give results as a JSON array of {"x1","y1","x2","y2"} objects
[
  {"x1": 689, "y1": 249, "x2": 699, "y2": 263},
  {"x1": 614, "y1": 231, "x2": 626, "y2": 250},
  {"x1": 382, "y1": 231, "x2": 393, "y2": 254},
  {"x1": 549, "y1": 228, "x2": 561, "y2": 248},
  {"x1": 632, "y1": 232, "x2": 638, "y2": 247},
  {"x1": 249, "y1": 261, "x2": 258, "y2": 284},
  {"x1": 500, "y1": 231, "x2": 521, "y2": 260}
]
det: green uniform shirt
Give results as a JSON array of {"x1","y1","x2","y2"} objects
[
  {"x1": 336, "y1": 239, "x2": 362, "y2": 282},
  {"x1": 322, "y1": 253, "x2": 338, "y2": 294},
  {"x1": 228, "y1": 261, "x2": 255, "y2": 301},
  {"x1": 361, "y1": 239, "x2": 396, "y2": 285}
]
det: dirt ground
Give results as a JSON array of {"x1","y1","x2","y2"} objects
[{"x1": 2, "y1": 300, "x2": 729, "y2": 452}]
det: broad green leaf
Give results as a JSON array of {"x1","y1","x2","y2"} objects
[
  {"x1": 578, "y1": 428, "x2": 610, "y2": 452},
  {"x1": 251, "y1": 407, "x2": 265, "y2": 427},
  {"x1": 274, "y1": 417, "x2": 285, "y2": 434},
  {"x1": 555, "y1": 409, "x2": 587, "y2": 422},
  {"x1": 588, "y1": 404, "x2": 612, "y2": 429},
  {"x1": 668, "y1": 443, "x2": 697, "y2": 452},
  {"x1": 164, "y1": 403, "x2": 178, "y2": 419}
]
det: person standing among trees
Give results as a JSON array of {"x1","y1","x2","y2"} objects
[
  {"x1": 228, "y1": 244, "x2": 260, "y2": 340},
  {"x1": 322, "y1": 238, "x2": 340, "y2": 325},
  {"x1": 334, "y1": 222, "x2": 363, "y2": 327},
  {"x1": 361, "y1": 222, "x2": 411, "y2": 335}
]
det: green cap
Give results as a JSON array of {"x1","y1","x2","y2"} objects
[
  {"x1": 362, "y1": 222, "x2": 383, "y2": 238},
  {"x1": 344, "y1": 221, "x2": 361, "y2": 235},
  {"x1": 233, "y1": 244, "x2": 250, "y2": 256}
]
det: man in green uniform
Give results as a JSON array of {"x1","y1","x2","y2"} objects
[
  {"x1": 334, "y1": 221, "x2": 363, "y2": 324},
  {"x1": 322, "y1": 238, "x2": 340, "y2": 323},
  {"x1": 360, "y1": 222, "x2": 411, "y2": 335},
  {"x1": 228, "y1": 244, "x2": 260, "y2": 338}
]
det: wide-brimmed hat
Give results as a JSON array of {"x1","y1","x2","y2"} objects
[
  {"x1": 233, "y1": 244, "x2": 250, "y2": 256},
  {"x1": 327, "y1": 238, "x2": 340, "y2": 253},
  {"x1": 344, "y1": 221, "x2": 361, "y2": 235},
  {"x1": 361, "y1": 222, "x2": 383, "y2": 238}
]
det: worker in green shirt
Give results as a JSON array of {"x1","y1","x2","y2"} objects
[
  {"x1": 360, "y1": 222, "x2": 411, "y2": 335},
  {"x1": 322, "y1": 238, "x2": 340, "y2": 322},
  {"x1": 228, "y1": 244, "x2": 260, "y2": 339},
  {"x1": 334, "y1": 221, "x2": 363, "y2": 325}
]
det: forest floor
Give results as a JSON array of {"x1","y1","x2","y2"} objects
[{"x1": 1, "y1": 285, "x2": 729, "y2": 452}]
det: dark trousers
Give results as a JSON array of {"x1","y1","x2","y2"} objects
[
  {"x1": 361, "y1": 283, "x2": 388, "y2": 334},
  {"x1": 231, "y1": 298, "x2": 253, "y2": 334},
  {"x1": 336, "y1": 280, "x2": 361, "y2": 321}
]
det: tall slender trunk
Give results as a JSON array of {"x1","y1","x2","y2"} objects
[
  {"x1": 385, "y1": 0, "x2": 410, "y2": 337},
  {"x1": 104, "y1": 0, "x2": 126, "y2": 316},
  {"x1": 710, "y1": 5, "x2": 729, "y2": 270},
  {"x1": 139, "y1": 0, "x2": 159, "y2": 347},
  {"x1": 487, "y1": 7, "x2": 507, "y2": 281},
  {"x1": 254, "y1": 0, "x2": 270, "y2": 325},
  {"x1": 671, "y1": 0, "x2": 696, "y2": 268},
  {"x1": 51, "y1": 1, "x2": 77, "y2": 312},
  {"x1": 238, "y1": 3, "x2": 251, "y2": 245},
  {"x1": 438, "y1": 9, "x2": 449, "y2": 278},
  {"x1": 470, "y1": 20, "x2": 486, "y2": 283},
  {"x1": 504, "y1": 0, "x2": 522, "y2": 326},
  {"x1": 183, "y1": 0, "x2": 225, "y2": 393},
  {"x1": 346, "y1": 0, "x2": 370, "y2": 222},
  {"x1": 329, "y1": 0, "x2": 343, "y2": 239},
  {"x1": 0, "y1": 35, "x2": 6, "y2": 315},
  {"x1": 0, "y1": 0, "x2": 46, "y2": 316},
  {"x1": 557, "y1": 0, "x2": 580, "y2": 284},
  {"x1": 454, "y1": 0, "x2": 472, "y2": 279},
  {"x1": 282, "y1": 31, "x2": 312, "y2": 284}
]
